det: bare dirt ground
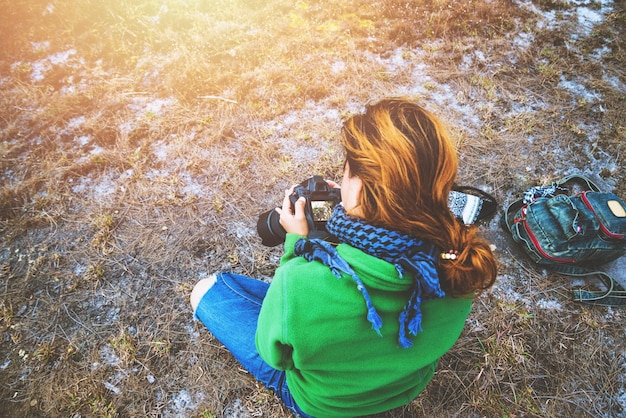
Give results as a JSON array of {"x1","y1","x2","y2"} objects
[{"x1": 1, "y1": 0, "x2": 625, "y2": 417}]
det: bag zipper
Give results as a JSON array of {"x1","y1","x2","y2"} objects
[
  {"x1": 517, "y1": 206, "x2": 577, "y2": 263},
  {"x1": 580, "y1": 191, "x2": 625, "y2": 239}
]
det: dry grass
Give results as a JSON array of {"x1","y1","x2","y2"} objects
[{"x1": 1, "y1": 0, "x2": 625, "y2": 417}]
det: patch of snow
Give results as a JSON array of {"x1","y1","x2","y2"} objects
[
  {"x1": 519, "y1": 0, "x2": 614, "y2": 39},
  {"x1": 224, "y1": 398, "x2": 250, "y2": 418},
  {"x1": 459, "y1": 54, "x2": 473, "y2": 71},
  {"x1": 535, "y1": 299, "x2": 563, "y2": 310},
  {"x1": 60, "y1": 77, "x2": 77, "y2": 94},
  {"x1": 29, "y1": 48, "x2": 78, "y2": 82},
  {"x1": 388, "y1": 48, "x2": 410, "y2": 69},
  {"x1": 575, "y1": 2, "x2": 614, "y2": 38},
  {"x1": 99, "y1": 345, "x2": 120, "y2": 367},
  {"x1": 180, "y1": 173, "x2": 209, "y2": 199},
  {"x1": 73, "y1": 264, "x2": 87, "y2": 276},
  {"x1": 145, "y1": 98, "x2": 172, "y2": 115},
  {"x1": 147, "y1": 4, "x2": 169, "y2": 24},
  {"x1": 66, "y1": 116, "x2": 86, "y2": 130},
  {"x1": 492, "y1": 274, "x2": 563, "y2": 311},
  {"x1": 3, "y1": 169, "x2": 19, "y2": 183},
  {"x1": 603, "y1": 74, "x2": 625, "y2": 93},
  {"x1": 128, "y1": 96, "x2": 176, "y2": 118},
  {"x1": 493, "y1": 274, "x2": 528, "y2": 300},
  {"x1": 104, "y1": 381, "x2": 121, "y2": 395},
  {"x1": 604, "y1": 257, "x2": 626, "y2": 292},
  {"x1": 145, "y1": 168, "x2": 172, "y2": 182},
  {"x1": 513, "y1": 0, "x2": 542, "y2": 16},
  {"x1": 558, "y1": 76, "x2": 600, "y2": 103},
  {"x1": 474, "y1": 50, "x2": 486, "y2": 63},
  {"x1": 71, "y1": 172, "x2": 119, "y2": 201},
  {"x1": 261, "y1": 100, "x2": 343, "y2": 165},
  {"x1": 512, "y1": 31, "x2": 534, "y2": 50},
  {"x1": 617, "y1": 390, "x2": 626, "y2": 418},
  {"x1": 30, "y1": 61, "x2": 51, "y2": 82},
  {"x1": 538, "y1": 10, "x2": 557, "y2": 31},
  {"x1": 119, "y1": 120, "x2": 136, "y2": 136},
  {"x1": 30, "y1": 41, "x2": 50, "y2": 52},
  {"x1": 367, "y1": 46, "x2": 484, "y2": 133},
  {"x1": 428, "y1": 83, "x2": 484, "y2": 132},
  {"x1": 48, "y1": 49, "x2": 76, "y2": 65},
  {"x1": 185, "y1": 323, "x2": 199, "y2": 340},
  {"x1": 92, "y1": 173, "x2": 118, "y2": 200},
  {"x1": 42, "y1": 3, "x2": 54, "y2": 15},
  {"x1": 331, "y1": 60, "x2": 346, "y2": 74},
  {"x1": 373, "y1": 48, "x2": 418, "y2": 76},
  {"x1": 589, "y1": 45, "x2": 612, "y2": 61},
  {"x1": 75, "y1": 135, "x2": 91, "y2": 147},
  {"x1": 577, "y1": 6, "x2": 604, "y2": 26},
  {"x1": 230, "y1": 221, "x2": 254, "y2": 239},
  {"x1": 120, "y1": 169, "x2": 135, "y2": 181},
  {"x1": 152, "y1": 140, "x2": 171, "y2": 162},
  {"x1": 164, "y1": 390, "x2": 205, "y2": 417}
]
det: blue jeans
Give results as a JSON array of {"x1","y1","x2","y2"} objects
[{"x1": 193, "y1": 273, "x2": 313, "y2": 418}]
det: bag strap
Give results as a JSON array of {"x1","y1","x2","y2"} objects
[
  {"x1": 554, "y1": 174, "x2": 601, "y2": 192},
  {"x1": 551, "y1": 264, "x2": 626, "y2": 307},
  {"x1": 501, "y1": 198, "x2": 524, "y2": 235}
]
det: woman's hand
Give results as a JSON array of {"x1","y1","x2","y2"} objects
[
  {"x1": 325, "y1": 179, "x2": 340, "y2": 189},
  {"x1": 276, "y1": 186, "x2": 309, "y2": 237}
]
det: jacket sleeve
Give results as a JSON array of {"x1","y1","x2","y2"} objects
[
  {"x1": 255, "y1": 264, "x2": 295, "y2": 371},
  {"x1": 279, "y1": 233, "x2": 306, "y2": 266}
]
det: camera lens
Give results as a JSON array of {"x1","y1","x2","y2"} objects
[{"x1": 256, "y1": 208, "x2": 287, "y2": 247}]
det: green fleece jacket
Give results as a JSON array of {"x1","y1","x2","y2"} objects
[{"x1": 255, "y1": 233, "x2": 473, "y2": 417}]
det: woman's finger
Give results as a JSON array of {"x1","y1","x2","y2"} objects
[{"x1": 325, "y1": 179, "x2": 340, "y2": 189}]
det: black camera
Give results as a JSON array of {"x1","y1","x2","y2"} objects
[{"x1": 256, "y1": 176, "x2": 342, "y2": 246}]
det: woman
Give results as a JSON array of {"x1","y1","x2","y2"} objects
[{"x1": 190, "y1": 98, "x2": 497, "y2": 417}]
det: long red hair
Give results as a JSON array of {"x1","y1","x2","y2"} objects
[{"x1": 342, "y1": 98, "x2": 497, "y2": 296}]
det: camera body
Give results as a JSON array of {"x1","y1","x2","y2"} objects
[{"x1": 257, "y1": 176, "x2": 341, "y2": 246}]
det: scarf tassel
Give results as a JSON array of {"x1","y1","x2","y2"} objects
[
  {"x1": 408, "y1": 310, "x2": 423, "y2": 336},
  {"x1": 398, "y1": 310, "x2": 413, "y2": 348},
  {"x1": 398, "y1": 309, "x2": 423, "y2": 348},
  {"x1": 367, "y1": 306, "x2": 383, "y2": 336},
  {"x1": 398, "y1": 282, "x2": 424, "y2": 347},
  {"x1": 355, "y1": 282, "x2": 383, "y2": 336}
]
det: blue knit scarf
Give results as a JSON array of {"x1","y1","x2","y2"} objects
[{"x1": 294, "y1": 204, "x2": 445, "y2": 348}]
